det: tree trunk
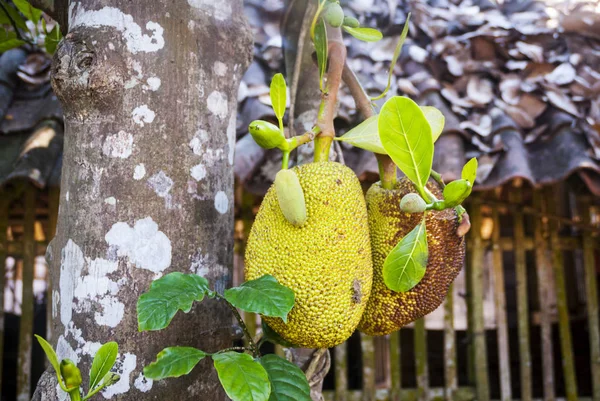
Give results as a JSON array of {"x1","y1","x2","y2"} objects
[{"x1": 33, "y1": 1, "x2": 252, "y2": 400}]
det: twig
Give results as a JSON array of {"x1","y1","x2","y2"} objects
[
  {"x1": 0, "y1": 2, "x2": 32, "y2": 45},
  {"x1": 216, "y1": 294, "x2": 259, "y2": 357}
]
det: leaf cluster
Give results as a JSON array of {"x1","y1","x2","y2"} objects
[
  {"x1": 137, "y1": 273, "x2": 311, "y2": 401},
  {"x1": 0, "y1": 0, "x2": 62, "y2": 54},
  {"x1": 35, "y1": 336, "x2": 120, "y2": 400}
]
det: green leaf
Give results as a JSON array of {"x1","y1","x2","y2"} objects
[
  {"x1": 314, "y1": 18, "x2": 327, "y2": 91},
  {"x1": 137, "y1": 272, "x2": 209, "y2": 331},
  {"x1": 261, "y1": 320, "x2": 298, "y2": 348},
  {"x1": 83, "y1": 372, "x2": 121, "y2": 401},
  {"x1": 0, "y1": 33, "x2": 24, "y2": 52},
  {"x1": 0, "y1": 5, "x2": 10, "y2": 24},
  {"x1": 213, "y1": 352, "x2": 271, "y2": 401},
  {"x1": 372, "y1": 14, "x2": 410, "y2": 101},
  {"x1": 461, "y1": 157, "x2": 478, "y2": 184},
  {"x1": 89, "y1": 342, "x2": 118, "y2": 391},
  {"x1": 144, "y1": 347, "x2": 207, "y2": 380},
  {"x1": 0, "y1": 1, "x2": 27, "y2": 30},
  {"x1": 379, "y1": 96, "x2": 434, "y2": 194},
  {"x1": 420, "y1": 106, "x2": 445, "y2": 142},
  {"x1": 270, "y1": 73, "x2": 287, "y2": 126},
  {"x1": 259, "y1": 354, "x2": 311, "y2": 401},
  {"x1": 383, "y1": 218, "x2": 428, "y2": 292},
  {"x1": 34, "y1": 334, "x2": 67, "y2": 391},
  {"x1": 44, "y1": 23, "x2": 61, "y2": 55},
  {"x1": 443, "y1": 179, "x2": 472, "y2": 208},
  {"x1": 343, "y1": 26, "x2": 382, "y2": 42},
  {"x1": 224, "y1": 275, "x2": 295, "y2": 322},
  {"x1": 12, "y1": 0, "x2": 41, "y2": 23},
  {"x1": 335, "y1": 115, "x2": 386, "y2": 154}
]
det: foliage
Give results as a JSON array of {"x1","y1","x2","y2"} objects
[
  {"x1": 35, "y1": 335, "x2": 120, "y2": 400},
  {"x1": 137, "y1": 273, "x2": 311, "y2": 401},
  {"x1": 0, "y1": 0, "x2": 62, "y2": 54}
]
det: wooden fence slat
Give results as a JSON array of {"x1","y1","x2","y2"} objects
[
  {"x1": 323, "y1": 387, "x2": 477, "y2": 401},
  {"x1": 512, "y1": 190, "x2": 532, "y2": 401},
  {"x1": 414, "y1": 318, "x2": 428, "y2": 401},
  {"x1": 389, "y1": 331, "x2": 401, "y2": 401},
  {"x1": 546, "y1": 190, "x2": 577, "y2": 401},
  {"x1": 468, "y1": 198, "x2": 490, "y2": 401},
  {"x1": 335, "y1": 342, "x2": 348, "y2": 401},
  {"x1": 491, "y1": 207, "x2": 512, "y2": 401},
  {"x1": 444, "y1": 284, "x2": 457, "y2": 401},
  {"x1": 0, "y1": 193, "x2": 8, "y2": 399},
  {"x1": 533, "y1": 191, "x2": 556, "y2": 401},
  {"x1": 17, "y1": 185, "x2": 36, "y2": 401},
  {"x1": 581, "y1": 198, "x2": 600, "y2": 401},
  {"x1": 361, "y1": 333, "x2": 376, "y2": 401}
]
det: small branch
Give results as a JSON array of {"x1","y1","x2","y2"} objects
[
  {"x1": 213, "y1": 347, "x2": 251, "y2": 354},
  {"x1": 216, "y1": 295, "x2": 259, "y2": 357},
  {"x1": 0, "y1": 2, "x2": 33, "y2": 45}
]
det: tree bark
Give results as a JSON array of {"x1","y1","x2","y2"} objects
[{"x1": 33, "y1": 1, "x2": 252, "y2": 400}]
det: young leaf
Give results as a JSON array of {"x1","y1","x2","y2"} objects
[
  {"x1": 372, "y1": 13, "x2": 410, "y2": 101},
  {"x1": 0, "y1": 37, "x2": 24, "y2": 52},
  {"x1": 12, "y1": 0, "x2": 42, "y2": 23},
  {"x1": 379, "y1": 96, "x2": 433, "y2": 195},
  {"x1": 144, "y1": 347, "x2": 207, "y2": 380},
  {"x1": 45, "y1": 23, "x2": 62, "y2": 55},
  {"x1": 89, "y1": 342, "x2": 118, "y2": 391},
  {"x1": 223, "y1": 275, "x2": 295, "y2": 322},
  {"x1": 270, "y1": 73, "x2": 287, "y2": 126},
  {"x1": 0, "y1": 5, "x2": 10, "y2": 24},
  {"x1": 0, "y1": 2, "x2": 28, "y2": 30},
  {"x1": 34, "y1": 335, "x2": 67, "y2": 390},
  {"x1": 213, "y1": 352, "x2": 271, "y2": 401},
  {"x1": 259, "y1": 354, "x2": 311, "y2": 401},
  {"x1": 334, "y1": 115, "x2": 386, "y2": 154},
  {"x1": 383, "y1": 218, "x2": 428, "y2": 292},
  {"x1": 137, "y1": 272, "x2": 209, "y2": 331},
  {"x1": 314, "y1": 18, "x2": 327, "y2": 91},
  {"x1": 443, "y1": 179, "x2": 472, "y2": 208},
  {"x1": 462, "y1": 157, "x2": 478, "y2": 184},
  {"x1": 420, "y1": 106, "x2": 445, "y2": 142},
  {"x1": 343, "y1": 26, "x2": 382, "y2": 42}
]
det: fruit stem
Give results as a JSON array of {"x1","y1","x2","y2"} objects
[
  {"x1": 282, "y1": 152, "x2": 290, "y2": 169},
  {"x1": 341, "y1": 60, "x2": 397, "y2": 188},
  {"x1": 315, "y1": 26, "x2": 346, "y2": 163}
]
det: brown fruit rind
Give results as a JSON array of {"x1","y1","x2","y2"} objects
[{"x1": 359, "y1": 178, "x2": 465, "y2": 336}]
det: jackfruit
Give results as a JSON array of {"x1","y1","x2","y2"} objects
[
  {"x1": 245, "y1": 162, "x2": 372, "y2": 348},
  {"x1": 359, "y1": 178, "x2": 465, "y2": 336}
]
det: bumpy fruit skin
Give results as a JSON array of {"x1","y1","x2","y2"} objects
[
  {"x1": 245, "y1": 162, "x2": 372, "y2": 348},
  {"x1": 359, "y1": 178, "x2": 465, "y2": 336},
  {"x1": 275, "y1": 169, "x2": 307, "y2": 227}
]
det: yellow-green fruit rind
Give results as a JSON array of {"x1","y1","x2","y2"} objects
[
  {"x1": 275, "y1": 169, "x2": 307, "y2": 227},
  {"x1": 245, "y1": 162, "x2": 373, "y2": 348},
  {"x1": 359, "y1": 178, "x2": 465, "y2": 336}
]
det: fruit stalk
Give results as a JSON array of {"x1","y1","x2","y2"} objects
[
  {"x1": 342, "y1": 61, "x2": 397, "y2": 189},
  {"x1": 218, "y1": 294, "x2": 259, "y2": 357},
  {"x1": 315, "y1": 26, "x2": 346, "y2": 162}
]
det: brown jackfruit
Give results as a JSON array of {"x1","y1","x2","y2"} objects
[
  {"x1": 245, "y1": 162, "x2": 372, "y2": 348},
  {"x1": 359, "y1": 177, "x2": 465, "y2": 336}
]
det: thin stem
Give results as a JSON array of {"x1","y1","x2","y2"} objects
[
  {"x1": 216, "y1": 294, "x2": 259, "y2": 357},
  {"x1": 341, "y1": 61, "x2": 397, "y2": 187},
  {"x1": 0, "y1": 2, "x2": 32, "y2": 45},
  {"x1": 282, "y1": 152, "x2": 290, "y2": 170},
  {"x1": 213, "y1": 347, "x2": 251, "y2": 354},
  {"x1": 430, "y1": 170, "x2": 445, "y2": 188},
  {"x1": 69, "y1": 390, "x2": 82, "y2": 401}
]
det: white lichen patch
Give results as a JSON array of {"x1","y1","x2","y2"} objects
[
  {"x1": 189, "y1": 129, "x2": 208, "y2": 155},
  {"x1": 133, "y1": 164, "x2": 146, "y2": 180},
  {"x1": 213, "y1": 61, "x2": 227, "y2": 76},
  {"x1": 144, "y1": 77, "x2": 161, "y2": 91},
  {"x1": 147, "y1": 170, "x2": 173, "y2": 198},
  {"x1": 103, "y1": 131, "x2": 133, "y2": 159},
  {"x1": 104, "y1": 196, "x2": 117, "y2": 205},
  {"x1": 71, "y1": 6, "x2": 165, "y2": 53},
  {"x1": 95, "y1": 297, "x2": 125, "y2": 327},
  {"x1": 102, "y1": 353, "x2": 137, "y2": 398},
  {"x1": 132, "y1": 105, "x2": 156, "y2": 127},
  {"x1": 227, "y1": 111, "x2": 236, "y2": 165},
  {"x1": 105, "y1": 217, "x2": 172, "y2": 274},
  {"x1": 190, "y1": 164, "x2": 207, "y2": 181},
  {"x1": 134, "y1": 372, "x2": 153, "y2": 393},
  {"x1": 214, "y1": 191, "x2": 229, "y2": 214},
  {"x1": 207, "y1": 91, "x2": 228, "y2": 120},
  {"x1": 188, "y1": 0, "x2": 232, "y2": 21},
  {"x1": 60, "y1": 240, "x2": 84, "y2": 327},
  {"x1": 56, "y1": 335, "x2": 79, "y2": 364}
]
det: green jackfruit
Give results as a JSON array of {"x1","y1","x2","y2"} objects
[
  {"x1": 275, "y1": 169, "x2": 307, "y2": 227},
  {"x1": 359, "y1": 178, "x2": 465, "y2": 336},
  {"x1": 245, "y1": 162, "x2": 372, "y2": 348}
]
